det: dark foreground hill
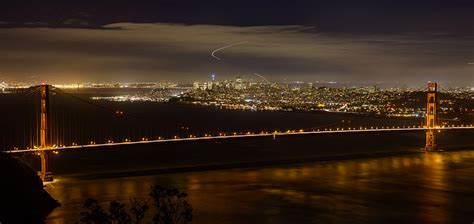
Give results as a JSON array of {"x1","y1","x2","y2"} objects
[{"x1": 0, "y1": 153, "x2": 60, "y2": 224}]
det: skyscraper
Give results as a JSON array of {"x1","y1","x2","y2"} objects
[{"x1": 235, "y1": 77, "x2": 243, "y2": 90}]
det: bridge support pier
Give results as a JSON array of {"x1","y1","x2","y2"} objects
[
  {"x1": 39, "y1": 84, "x2": 53, "y2": 182},
  {"x1": 424, "y1": 82, "x2": 440, "y2": 151},
  {"x1": 425, "y1": 129, "x2": 439, "y2": 151},
  {"x1": 40, "y1": 152, "x2": 53, "y2": 182}
]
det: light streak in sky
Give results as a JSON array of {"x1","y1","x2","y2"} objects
[
  {"x1": 211, "y1": 41, "x2": 248, "y2": 61},
  {"x1": 254, "y1": 73, "x2": 270, "y2": 83}
]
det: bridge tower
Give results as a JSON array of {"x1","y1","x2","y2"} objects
[
  {"x1": 40, "y1": 84, "x2": 53, "y2": 182},
  {"x1": 425, "y1": 82, "x2": 439, "y2": 151}
]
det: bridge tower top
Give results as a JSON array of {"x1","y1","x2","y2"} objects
[{"x1": 427, "y1": 82, "x2": 437, "y2": 93}]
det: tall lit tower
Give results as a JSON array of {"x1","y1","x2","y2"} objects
[
  {"x1": 40, "y1": 84, "x2": 53, "y2": 181},
  {"x1": 425, "y1": 82, "x2": 438, "y2": 151}
]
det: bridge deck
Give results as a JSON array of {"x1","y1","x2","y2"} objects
[{"x1": 5, "y1": 126, "x2": 473, "y2": 154}]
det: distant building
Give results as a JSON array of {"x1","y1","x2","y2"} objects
[
  {"x1": 235, "y1": 77, "x2": 243, "y2": 90},
  {"x1": 0, "y1": 81, "x2": 7, "y2": 91},
  {"x1": 193, "y1": 81, "x2": 213, "y2": 90},
  {"x1": 207, "y1": 81, "x2": 213, "y2": 90},
  {"x1": 193, "y1": 82, "x2": 207, "y2": 90}
]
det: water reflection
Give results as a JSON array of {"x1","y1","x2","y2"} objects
[{"x1": 46, "y1": 150, "x2": 474, "y2": 223}]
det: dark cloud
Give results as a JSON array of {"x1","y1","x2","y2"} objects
[
  {"x1": 0, "y1": 23, "x2": 472, "y2": 86},
  {"x1": 0, "y1": 0, "x2": 473, "y2": 34}
]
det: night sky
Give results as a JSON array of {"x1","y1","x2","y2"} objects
[{"x1": 0, "y1": 0, "x2": 473, "y2": 85}]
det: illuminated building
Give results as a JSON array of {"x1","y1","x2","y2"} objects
[{"x1": 235, "y1": 77, "x2": 243, "y2": 90}]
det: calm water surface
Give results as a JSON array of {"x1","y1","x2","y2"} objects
[{"x1": 46, "y1": 150, "x2": 474, "y2": 224}]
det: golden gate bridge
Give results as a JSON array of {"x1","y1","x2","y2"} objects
[{"x1": 1, "y1": 82, "x2": 473, "y2": 182}]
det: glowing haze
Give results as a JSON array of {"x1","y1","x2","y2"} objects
[
  {"x1": 0, "y1": 0, "x2": 473, "y2": 86},
  {"x1": 0, "y1": 23, "x2": 472, "y2": 86}
]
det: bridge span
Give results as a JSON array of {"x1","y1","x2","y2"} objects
[
  {"x1": 6, "y1": 125, "x2": 473, "y2": 154},
  {"x1": 3, "y1": 82, "x2": 473, "y2": 182}
]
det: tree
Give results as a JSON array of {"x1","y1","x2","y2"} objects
[
  {"x1": 129, "y1": 198, "x2": 149, "y2": 224},
  {"x1": 109, "y1": 201, "x2": 131, "y2": 224},
  {"x1": 79, "y1": 185, "x2": 192, "y2": 224},
  {"x1": 80, "y1": 198, "x2": 111, "y2": 224},
  {"x1": 149, "y1": 186, "x2": 193, "y2": 224}
]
